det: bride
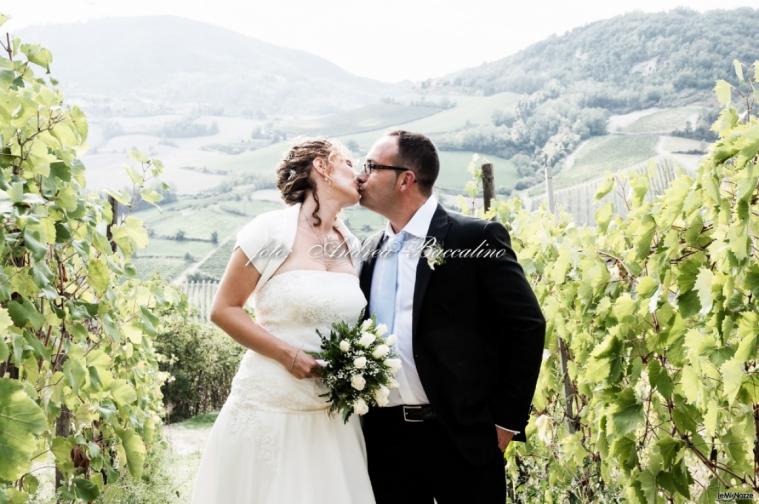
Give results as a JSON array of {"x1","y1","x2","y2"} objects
[{"x1": 190, "y1": 139, "x2": 375, "y2": 503}]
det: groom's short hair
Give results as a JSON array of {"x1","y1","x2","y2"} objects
[{"x1": 387, "y1": 130, "x2": 439, "y2": 196}]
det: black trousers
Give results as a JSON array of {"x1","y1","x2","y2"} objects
[{"x1": 362, "y1": 406, "x2": 506, "y2": 504}]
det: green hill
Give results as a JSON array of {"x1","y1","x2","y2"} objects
[
  {"x1": 422, "y1": 8, "x2": 759, "y2": 189},
  {"x1": 434, "y1": 8, "x2": 758, "y2": 101}
]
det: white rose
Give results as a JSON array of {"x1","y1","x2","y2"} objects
[
  {"x1": 351, "y1": 374, "x2": 366, "y2": 391},
  {"x1": 375, "y1": 323, "x2": 388, "y2": 336},
  {"x1": 387, "y1": 377, "x2": 399, "y2": 389},
  {"x1": 358, "y1": 332, "x2": 376, "y2": 348},
  {"x1": 353, "y1": 398, "x2": 369, "y2": 416},
  {"x1": 372, "y1": 344, "x2": 390, "y2": 359},
  {"x1": 383, "y1": 358, "x2": 402, "y2": 371},
  {"x1": 361, "y1": 319, "x2": 373, "y2": 331},
  {"x1": 339, "y1": 340, "x2": 351, "y2": 352},
  {"x1": 373, "y1": 385, "x2": 390, "y2": 406},
  {"x1": 353, "y1": 356, "x2": 367, "y2": 369},
  {"x1": 385, "y1": 334, "x2": 397, "y2": 346}
]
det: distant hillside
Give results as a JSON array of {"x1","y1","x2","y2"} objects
[
  {"x1": 421, "y1": 7, "x2": 759, "y2": 189},
  {"x1": 433, "y1": 7, "x2": 758, "y2": 101},
  {"x1": 19, "y1": 16, "x2": 407, "y2": 116}
]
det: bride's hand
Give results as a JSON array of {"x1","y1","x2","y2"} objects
[{"x1": 283, "y1": 348, "x2": 321, "y2": 379}]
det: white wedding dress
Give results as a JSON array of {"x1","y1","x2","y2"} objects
[{"x1": 191, "y1": 269, "x2": 375, "y2": 503}]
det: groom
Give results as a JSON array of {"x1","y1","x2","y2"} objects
[{"x1": 356, "y1": 130, "x2": 546, "y2": 503}]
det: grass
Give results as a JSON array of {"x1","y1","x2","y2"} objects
[
  {"x1": 658, "y1": 135, "x2": 708, "y2": 153},
  {"x1": 145, "y1": 210, "x2": 247, "y2": 242},
  {"x1": 196, "y1": 240, "x2": 236, "y2": 280},
  {"x1": 133, "y1": 257, "x2": 189, "y2": 280},
  {"x1": 622, "y1": 106, "x2": 702, "y2": 133},
  {"x1": 141, "y1": 238, "x2": 216, "y2": 257},
  {"x1": 339, "y1": 92, "x2": 523, "y2": 149},
  {"x1": 161, "y1": 410, "x2": 222, "y2": 502},
  {"x1": 341, "y1": 206, "x2": 387, "y2": 240},
  {"x1": 282, "y1": 103, "x2": 443, "y2": 137},
  {"x1": 436, "y1": 151, "x2": 517, "y2": 191},
  {"x1": 138, "y1": 203, "x2": 272, "y2": 239},
  {"x1": 164, "y1": 449, "x2": 199, "y2": 503},
  {"x1": 556, "y1": 134, "x2": 659, "y2": 186},
  {"x1": 131, "y1": 199, "x2": 283, "y2": 281},
  {"x1": 210, "y1": 142, "x2": 290, "y2": 178},
  {"x1": 175, "y1": 411, "x2": 220, "y2": 429}
]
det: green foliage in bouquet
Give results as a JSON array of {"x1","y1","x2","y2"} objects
[
  {"x1": 312, "y1": 309, "x2": 400, "y2": 423},
  {"x1": 0, "y1": 17, "x2": 187, "y2": 502},
  {"x1": 461, "y1": 59, "x2": 759, "y2": 502}
]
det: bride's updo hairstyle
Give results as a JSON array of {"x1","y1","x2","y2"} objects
[{"x1": 275, "y1": 138, "x2": 349, "y2": 227}]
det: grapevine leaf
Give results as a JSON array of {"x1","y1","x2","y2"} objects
[
  {"x1": 595, "y1": 176, "x2": 615, "y2": 200},
  {"x1": 74, "y1": 478, "x2": 100, "y2": 501},
  {"x1": 680, "y1": 364, "x2": 701, "y2": 404},
  {"x1": 116, "y1": 428, "x2": 146, "y2": 479},
  {"x1": 648, "y1": 359, "x2": 673, "y2": 399},
  {"x1": 671, "y1": 398, "x2": 700, "y2": 433},
  {"x1": 734, "y1": 312, "x2": 758, "y2": 363},
  {"x1": 694, "y1": 268, "x2": 714, "y2": 316},
  {"x1": 0, "y1": 378, "x2": 47, "y2": 481},
  {"x1": 720, "y1": 358, "x2": 744, "y2": 405},
  {"x1": 733, "y1": 59, "x2": 744, "y2": 81},
  {"x1": 676, "y1": 289, "x2": 700, "y2": 319},
  {"x1": 611, "y1": 388, "x2": 644, "y2": 436},
  {"x1": 714, "y1": 80, "x2": 732, "y2": 105}
]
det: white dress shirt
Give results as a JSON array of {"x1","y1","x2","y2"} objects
[{"x1": 369, "y1": 193, "x2": 520, "y2": 435}]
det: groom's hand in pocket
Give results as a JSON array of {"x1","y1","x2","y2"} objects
[{"x1": 496, "y1": 426, "x2": 514, "y2": 452}]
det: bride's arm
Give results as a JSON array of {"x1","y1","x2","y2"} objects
[{"x1": 209, "y1": 248, "x2": 320, "y2": 379}]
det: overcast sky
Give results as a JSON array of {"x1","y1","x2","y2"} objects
[{"x1": 4, "y1": 0, "x2": 757, "y2": 82}]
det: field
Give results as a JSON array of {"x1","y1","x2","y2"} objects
[
  {"x1": 620, "y1": 105, "x2": 702, "y2": 133},
  {"x1": 96, "y1": 100, "x2": 698, "y2": 282},
  {"x1": 281, "y1": 103, "x2": 444, "y2": 136},
  {"x1": 133, "y1": 256, "x2": 189, "y2": 280},
  {"x1": 191, "y1": 202, "x2": 389, "y2": 280},
  {"x1": 141, "y1": 238, "x2": 216, "y2": 258},
  {"x1": 339, "y1": 92, "x2": 523, "y2": 149},
  {"x1": 554, "y1": 134, "x2": 660, "y2": 186},
  {"x1": 195, "y1": 240, "x2": 236, "y2": 280},
  {"x1": 133, "y1": 198, "x2": 283, "y2": 282},
  {"x1": 657, "y1": 135, "x2": 708, "y2": 153}
]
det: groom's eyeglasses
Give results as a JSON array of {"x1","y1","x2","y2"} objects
[{"x1": 362, "y1": 160, "x2": 410, "y2": 176}]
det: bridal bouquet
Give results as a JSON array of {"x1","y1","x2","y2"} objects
[{"x1": 312, "y1": 311, "x2": 401, "y2": 423}]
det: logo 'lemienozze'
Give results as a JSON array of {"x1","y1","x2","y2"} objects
[{"x1": 717, "y1": 490, "x2": 754, "y2": 501}]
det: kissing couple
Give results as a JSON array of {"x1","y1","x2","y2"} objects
[{"x1": 191, "y1": 130, "x2": 546, "y2": 503}]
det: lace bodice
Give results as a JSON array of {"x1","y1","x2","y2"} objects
[{"x1": 228, "y1": 270, "x2": 367, "y2": 413}]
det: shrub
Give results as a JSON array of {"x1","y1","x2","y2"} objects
[{"x1": 155, "y1": 311, "x2": 245, "y2": 422}]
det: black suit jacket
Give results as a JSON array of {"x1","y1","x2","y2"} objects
[{"x1": 359, "y1": 202, "x2": 546, "y2": 465}]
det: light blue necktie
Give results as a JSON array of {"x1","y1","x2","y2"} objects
[{"x1": 371, "y1": 231, "x2": 407, "y2": 332}]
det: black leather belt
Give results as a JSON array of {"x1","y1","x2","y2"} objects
[
  {"x1": 375, "y1": 404, "x2": 437, "y2": 422},
  {"x1": 403, "y1": 405, "x2": 436, "y2": 422}
]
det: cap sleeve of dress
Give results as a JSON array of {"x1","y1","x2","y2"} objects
[{"x1": 233, "y1": 213, "x2": 271, "y2": 275}]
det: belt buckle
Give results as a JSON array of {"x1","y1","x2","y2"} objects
[{"x1": 402, "y1": 405, "x2": 424, "y2": 423}]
